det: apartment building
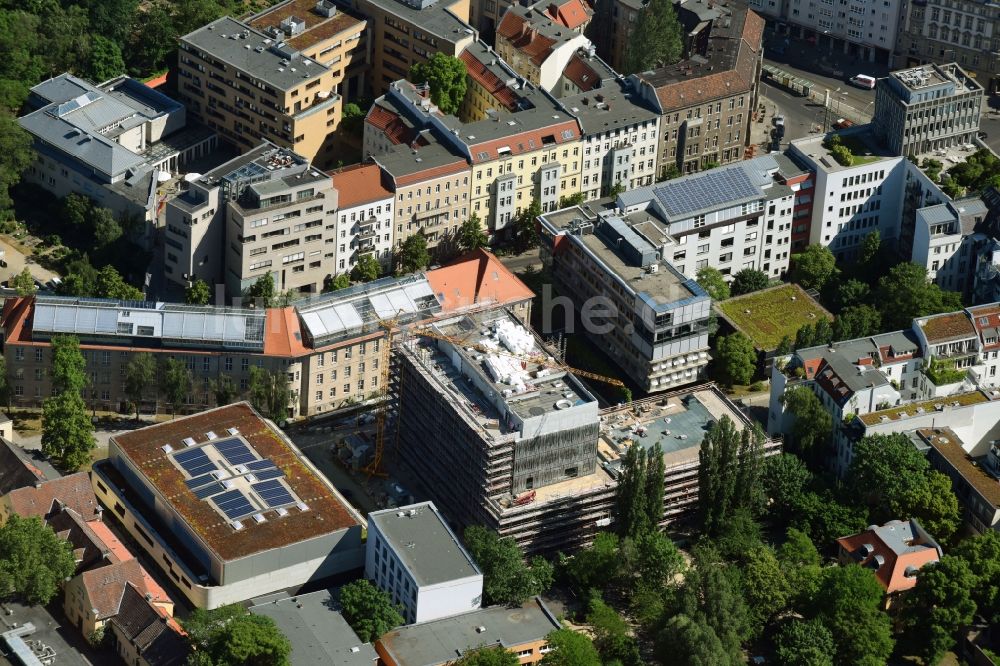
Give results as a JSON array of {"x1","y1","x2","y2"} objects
[
  {"x1": 555, "y1": 77, "x2": 661, "y2": 198},
  {"x1": 789, "y1": 129, "x2": 906, "y2": 260},
  {"x1": 349, "y1": 0, "x2": 475, "y2": 95},
  {"x1": 164, "y1": 142, "x2": 336, "y2": 294},
  {"x1": 458, "y1": 39, "x2": 529, "y2": 123},
  {"x1": 371, "y1": 134, "x2": 473, "y2": 256},
  {"x1": 90, "y1": 404, "x2": 365, "y2": 608},
  {"x1": 628, "y1": 5, "x2": 764, "y2": 176},
  {"x1": 18, "y1": 74, "x2": 217, "y2": 247},
  {"x1": 919, "y1": 427, "x2": 1000, "y2": 533},
  {"x1": 366, "y1": 502, "x2": 483, "y2": 623},
  {"x1": 1, "y1": 252, "x2": 533, "y2": 419},
  {"x1": 895, "y1": 0, "x2": 1000, "y2": 91},
  {"x1": 912, "y1": 197, "x2": 988, "y2": 298},
  {"x1": 366, "y1": 80, "x2": 583, "y2": 232},
  {"x1": 495, "y1": 4, "x2": 592, "y2": 93},
  {"x1": 178, "y1": 5, "x2": 366, "y2": 167},
  {"x1": 538, "y1": 205, "x2": 712, "y2": 392},
  {"x1": 330, "y1": 164, "x2": 396, "y2": 273},
  {"x1": 748, "y1": 0, "x2": 904, "y2": 63},
  {"x1": 872, "y1": 63, "x2": 983, "y2": 157}
]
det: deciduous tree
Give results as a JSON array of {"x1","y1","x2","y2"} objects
[
  {"x1": 730, "y1": 268, "x2": 769, "y2": 296},
  {"x1": 124, "y1": 353, "x2": 155, "y2": 420},
  {"x1": 247, "y1": 366, "x2": 289, "y2": 423},
  {"x1": 696, "y1": 266, "x2": 730, "y2": 301},
  {"x1": 51, "y1": 335, "x2": 87, "y2": 394},
  {"x1": 408, "y1": 53, "x2": 467, "y2": 115},
  {"x1": 96, "y1": 264, "x2": 142, "y2": 300},
  {"x1": 903, "y1": 555, "x2": 977, "y2": 665},
  {"x1": 464, "y1": 526, "x2": 553, "y2": 605},
  {"x1": 622, "y1": 0, "x2": 683, "y2": 74},
  {"x1": 244, "y1": 272, "x2": 276, "y2": 307},
  {"x1": 41, "y1": 390, "x2": 94, "y2": 470},
  {"x1": 338, "y1": 579, "x2": 404, "y2": 643},
  {"x1": 183, "y1": 604, "x2": 291, "y2": 666},
  {"x1": 350, "y1": 255, "x2": 380, "y2": 283},
  {"x1": 780, "y1": 386, "x2": 831, "y2": 461},
  {"x1": 656, "y1": 614, "x2": 734, "y2": 666},
  {"x1": 10, "y1": 267, "x2": 35, "y2": 296},
  {"x1": 540, "y1": 629, "x2": 601, "y2": 666},
  {"x1": 157, "y1": 357, "x2": 192, "y2": 417},
  {"x1": 832, "y1": 304, "x2": 882, "y2": 340},
  {"x1": 455, "y1": 646, "x2": 519, "y2": 666},
  {"x1": 457, "y1": 214, "x2": 489, "y2": 253},
  {"x1": 875, "y1": 262, "x2": 963, "y2": 330},
  {"x1": 0, "y1": 515, "x2": 75, "y2": 605},
  {"x1": 808, "y1": 564, "x2": 894, "y2": 666},
  {"x1": 186, "y1": 278, "x2": 212, "y2": 305},
  {"x1": 715, "y1": 332, "x2": 756, "y2": 386},
  {"x1": 790, "y1": 245, "x2": 837, "y2": 291},
  {"x1": 397, "y1": 233, "x2": 430, "y2": 274},
  {"x1": 211, "y1": 376, "x2": 239, "y2": 407},
  {"x1": 952, "y1": 530, "x2": 1000, "y2": 624},
  {"x1": 774, "y1": 618, "x2": 834, "y2": 666}
]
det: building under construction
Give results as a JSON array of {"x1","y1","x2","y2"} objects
[{"x1": 395, "y1": 309, "x2": 780, "y2": 553}]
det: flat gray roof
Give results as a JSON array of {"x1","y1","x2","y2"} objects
[
  {"x1": 182, "y1": 17, "x2": 330, "y2": 91},
  {"x1": 362, "y1": 0, "x2": 473, "y2": 40},
  {"x1": 377, "y1": 597, "x2": 561, "y2": 666},
  {"x1": 369, "y1": 502, "x2": 481, "y2": 587},
  {"x1": 249, "y1": 590, "x2": 377, "y2": 666},
  {"x1": 558, "y1": 80, "x2": 658, "y2": 134},
  {"x1": 372, "y1": 132, "x2": 469, "y2": 180}
]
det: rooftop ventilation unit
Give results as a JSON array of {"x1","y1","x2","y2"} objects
[
  {"x1": 227, "y1": 427, "x2": 240, "y2": 436},
  {"x1": 231, "y1": 520, "x2": 244, "y2": 531},
  {"x1": 183, "y1": 437, "x2": 197, "y2": 447},
  {"x1": 161, "y1": 444, "x2": 174, "y2": 453},
  {"x1": 315, "y1": 0, "x2": 338, "y2": 17},
  {"x1": 206, "y1": 431, "x2": 218, "y2": 440},
  {"x1": 280, "y1": 16, "x2": 306, "y2": 36},
  {"x1": 276, "y1": 507, "x2": 289, "y2": 517}
]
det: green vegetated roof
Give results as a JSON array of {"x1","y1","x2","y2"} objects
[{"x1": 716, "y1": 284, "x2": 832, "y2": 350}]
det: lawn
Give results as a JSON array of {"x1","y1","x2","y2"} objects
[{"x1": 716, "y1": 284, "x2": 833, "y2": 350}]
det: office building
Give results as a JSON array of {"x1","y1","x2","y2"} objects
[
  {"x1": 872, "y1": 63, "x2": 983, "y2": 157},
  {"x1": 330, "y1": 164, "x2": 396, "y2": 273},
  {"x1": 895, "y1": 0, "x2": 1000, "y2": 91},
  {"x1": 366, "y1": 502, "x2": 483, "y2": 623},
  {"x1": 178, "y1": 4, "x2": 366, "y2": 167},
  {"x1": 18, "y1": 74, "x2": 217, "y2": 247},
  {"x1": 495, "y1": 4, "x2": 593, "y2": 93},
  {"x1": 351, "y1": 0, "x2": 475, "y2": 95},
  {"x1": 249, "y1": 590, "x2": 377, "y2": 666},
  {"x1": 789, "y1": 128, "x2": 906, "y2": 260},
  {"x1": 375, "y1": 597, "x2": 561, "y2": 666},
  {"x1": 538, "y1": 203, "x2": 712, "y2": 392},
  {"x1": 164, "y1": 142, "x2": 337, "y2": 294},
  {"x1": 628, "y1": 4, "x2": 764, "y2": 176},
  {"x1": 91, "y1": 403, "x2": 366, "y2": 608}
]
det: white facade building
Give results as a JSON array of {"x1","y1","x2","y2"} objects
[
  {"x1": 366, "y1": 502, "x2": 483, "y2": 624},
  {"x1": 912, "y1": 198, "x2": 987, "y2": 298},
  {"x1": 330, "y1": 165, "x2": 396, "y2": 275}
]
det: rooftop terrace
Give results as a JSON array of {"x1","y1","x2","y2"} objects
[
  {"x1": 919, "y1": 427, "x2": 1000, "y2": 509},
  {"x1": 858, "y1": 390, "x2": 991, "y2": 426}
]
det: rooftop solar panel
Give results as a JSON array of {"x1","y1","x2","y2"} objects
[
  {"x1": 246, "y1": 460, "x2": 276, "y2": 471},
  {"x1": 251, "y1": 479, "x2": 295, "y2": 508},
  {"x1": 214, "y1": 438, "x2": 255, "y2": 465},
  {"x1": 253, "y1": 468, "x2": 284, "y2": 481},
  {"x1": 652, "y1": 164, "x2": 761, "y2": 219},
  {"x1": 212, "y1": 490, "x2": 256, "y2": 520},
  {"x1": 193, "y1": 481, "x2": 226, "y2": 500},
  {"x1": 174, "y1": 449, "x2": 216, "y2": 477},
  {"x1": 184, "y1": 473, "x2": 218, "y2": 490}
]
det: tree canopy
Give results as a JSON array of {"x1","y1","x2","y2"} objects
[
  {"x1": 247, "y1": 366, "x2": 289, "y2": 423},
  {"x1": 10, "y1": 267, "x2": 35, "y2": 296},
  {"x1": 338, "y1": 579, "x2": 404, "y2": 643},
  {"x1": 790, "y1": 245, "x2": 838, "y2": 292},
  {"x1": 183, "y1": 604, "x2": 291, "y2": 666},
  {"x1": 696, "y1": 266, "x2": 730, "y2": 301},
  {"x1": 540, "y1": 628, "x2": 601, "y2": 666},
  {"x1": 0, "y1": 515, "x2": 76, "y2": 605},
  {"x1": 780, "y1": 386, "x2": 831, "y2": 462},
  {"x1": 158, "y1": 357, "x2": 192, "y2": 417},
  {"x1": 774, "y1": 618, "x2": 835, "y2": 666},
  {"x1": 622, "y1": 0, "x2": 683, "y2": 74},
  {"x1": 186, "y1": 278, "x2": 212, "y2": 305},
  {"x1": 698, "y1": 416, "x2": 765, "y2": 535},
  {"x1": 463, "y1": 526, "x2": 553, "y2": 606},
  {"x1": 714, "y1": 332, "x2": 756, "y2": 386},
  {"x1": 457, "y1": 214, "x2": 489, "y2": 253},
  {"x1": 874, "y1": 262, "x2": 963, "y2": 330},
  {"x1": 730, "y1": 268, "x2": 769, "y2": 296},
  {"x1": 397, "y1": 233, "x2": 430, "y2": 274},
  {"x1": 124, "y1": 352, "x2": 155, "y2": 420},
  {"x1": 903, "y1": 555, "x2": 977, "y2": 665},
  {"x1": 244, "y1": 273, "x2": 276, "y2": 308},
  {"x1": 454, "y1": 646, "x2": 519, "y2": 666},
  {"x1": 408, "y1": 53, "x2": 467, "y2": 115},
  {"x1": 351, "y1": 255, "x2": 381, "y2": 283}
]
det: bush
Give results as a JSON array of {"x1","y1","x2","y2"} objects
[{"x1": 829, "y1": 144, "x2": 854, "y2": 166}]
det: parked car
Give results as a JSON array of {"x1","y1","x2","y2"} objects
[{"x1": 833, "y1": 118, "x2": 854, "y2": 129}]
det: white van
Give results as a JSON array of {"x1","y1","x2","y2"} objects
[{"x1": 849, "y1": 74, "x2": 876, "y2": 89}]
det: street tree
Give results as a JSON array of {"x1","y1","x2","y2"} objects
[
  {"x1": 715, "y1": 332, "x2": 756, "y2": 386},
  {"x1": 186, "y1": 278, "x2": 212, "y2": 305},
  {"x1": 696, "y1": 266, "x2": 730, "y2": 301},
  {"x1": 41, "y1": 390, "x2": 95, "y2": 470},
  {"x1": 457, "y1": 214, "x2": 489, "y2": 253},
  {"x1": 338, "y1": 579, "x2": 404, "y2": 643},
  {"x1": 157, "y1": 357, "x2": 192, "y2": 417},
  {"x1": 350, "y1": 254, "x2": 380, "y2": 283},
  {"x1": 780, "y1": 386, "x2": 831, "y2": 461},
  {"x1": 247, "y1": 366, "x2": 289, "y2": 423},
  {"x1": 408, "y1": 53, "x2": 467, "y2": 114},
  {"x1": 774, "y1": 618, "x2": 835, "y2": 666},
  {"x1": 903, "y1": 555, "x2": 977, "y2": 665},
  {"x1": 463, "y1": 525, "x2": 553, "y2": 605},
  {"x1": 0, "y1": 515, "x2": 75, "y2": 605},
  {"x1": 397, "y1": 233, "x2": 430, "y2": 274},
  {"x1": 123, "y1": 352, "x2": 155, "y2": 420},
  {"x1": 540, "y1": 628, "x2": 601, "y2": 666},
  {"x1": 323, "y1": 274, "x2": 351, "y2": 292},
  {"x1": 790, "y1": 245, "x2": 837, "y2": 291},
  {"x1": 512, "y1": 198, "x2": 541, "y2": 252},
  {"x1": 622, "y1": 0, "x2": 683, "y2": 74},
  {"x1": 10, "y1": 267, "x2": 35, "y2": 296},
  {"x1": 454, "y1": 646, "x2": 519, "y2": 666},
  {"x1": 730, "y1": 268, "x2": 769, "y2": 296}
]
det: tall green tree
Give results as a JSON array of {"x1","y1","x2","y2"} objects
[
  {"x1": 696, "y1": 266, "x2": 730, "y2": 301},
  {"x1": 0, "y1": 112, "x2": 35, "y2": 211},
  {"x1": 656, "y1": 614, "x2": 734, "y2": 666},
  {"x1": 96, "y1": 264, "x2": 142, "y2": 300},
  {"x1": 211, "y1": 376, "x2": 239, "y2": 407},
  {"x1": 875, "y1": 262, "x2": 963, "y2": 330},
  {"x1": 457, "y1": 214, "x2": 489, "y2": 253},
  {"x1": 730, "y1": 268, "x2": 769, "y2": 296},
  {"x1": 186, "y1": 278, "x2": 212, "y2": 305},
  {"x1": 645, "y1": 441, "x2": 665, "y2": 527},
  {"x1": 157, "y1": 357, "x2": 192, "y2": 417},
  {"x1": 807, "y1": 564, "x2": 894, "y2": 666},
  {"x1": 323, "y1": 274, "x2": 351, "y2": 293},
  {"x1": 622, "y1": 0, "x2": 683, "y2": 74},
  {"x1": 832, "y1": 305, "x2": 882, "y2": 341},
  {"x1": 512, "y1": 198, "x2": 541, "y2": 252},
  {"x1": 408, "y1": 53, "x2": 467, "y2": 115},
  {"x1": 85, "y1": 35, "x2": 125, "y2": 82},
  {"x1": 952, "y1": 530, "x2": 1000, "y2": 625},
  {"x1": 41, "y1": 391, "x2": 95, "y2": 470},
  {"x1": 586, "y1": 594, "x2": 642, "y2": 666},
  {"x1": 350, "y1": 255, "x2": 380, "y2": 283},
  {"x1": 774, "y1": 618, "x2": 835, "y2": 666},
  {"x1": 561, "y1": 531, "x2": 621, "y2": 596},
  {"x1": 183, "y1": 604, "x2": 290, "y2": 666},
  {"x1": 540, "y1": 629, "x2": 601, "y2": 666},
  {"x1": 124, "y1": 353, "x2": 155, "y2": 420},
  {"x1": 903, "y1": 556, "x2": 977, "y2": 665},
  {"x1": 698, "y1": 416, "x2": 766, "y2": 535},
  {"x1": 790, "y1": 245, "x2": 837, "y2": 291},
  {"x1": 677, "y1": 546, "x2": 751, "y2": 661},
  {"x1": 247, "y1": 366, "x2": 289, "y2": 423},
  {"x1": 10, "y1": 267, "x2": 35, "y2": 296},
  {"x1": 615, "y1": 443, "x2": 650, "y2": 537},
  {"x1": 397, "y1": 233, "x2": 430, "y2": 274},
  {"x1": 50, "y1": 335, "x2": 87, "y2": 394},
  {"x1": 0, "y1": 515, "x2": 75, "y2": 605},
  {"x1": 830, "y1": 278, "x2": 871, "y2": 312},
  {"x1": 244, "y1": 272, "x2": 276, "y2": 307},
  {"x1": 91, "y1": 207, "x2": 123, "y2": 247},
  {"x1": 762, "y1": 453, "x2": 813, "y2": 525},
  {"x1": 780, "y1": 386, "x2": 831, "y2": 461},
  {"x1": 463, "y1": 526, "x2": 553, "y2": 606},
  {"x1": 715, "y1": 332, "x2": 756, "y2": 386},
  {"x1": 338, "y1": 579, "x2": 404, "y2": 643},
  {"x1": 455, "y1": 646, "x2": 519, "y2": 666},
  {"x1": 741, "y1": 545, "x2": 790, "y2": 637}
]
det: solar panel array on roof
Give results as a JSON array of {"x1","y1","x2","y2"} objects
[
  {"x1": 252, "y1": 479, "x2": 295, "y2": 509},
  {"x1": 253, "y1": 468, "x2": 285, "y2": 481},
  {"x1": 174, "y1": 448, "x2": 217, "y2": 477},
  {"x1": 652, "y1": 164, "x2": 762, "y2": 219},
  {"x1": 212, "y1": 490, "x2": 256, "y2": 521},
  {"x1": 193, "y1": 481, "x2": 227, "y2": 500},
  {"x1": 184, "y1": 473, "x2": 218, "y2": 490},
  {"x1": 214, "y1": 438, "x2": 256, "y2": 466},
  {"x1": 246, "y1": 460, "x2": 276, "y2": 471}
]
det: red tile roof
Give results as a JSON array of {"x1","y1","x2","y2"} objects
[
  {"x1": 967, "y1": 305, "x2": 1000, "y2": 351},
  {"x1": 81, "y1": 558, "x2": 171, "y2": 620},
  {"x1": 5, "y1": 472, "x2": 99, "y2": 521},
  {"x1": 426, "y1": 249, "x2": 534, "y2": 311},
  {"x1": 468, "y1": 119, "x2": 581, "y2": 163},
  {"x1": 561, "y1": 54, "x2": 600, "y2": 92},
  {"x1": 497, "y1": 12, "x2": 557, "y2": 66},
  {"x1": 86, "y1": 519, "x2": 133, "y2": 563},
  {"x1": 459, "y1": 50, "x2": 521, "y2": 111},
  {"x1": 544, "y1": 0, "x2": 592, "y2": 30},
  {"x1": 46, "y1": 507, "x2": 113, "y2": 572},
  {"x1": 836, "y1": 521, "x2": 940, "y2": 594},
  {"x1": 366, "y1": 105, "x2": 418, "y2": 146},
  {"x1": 263, "y1": 307, "x2": 310, "y2": 358},
  {"x1": 391, "y1": 158, "x2": 469, "y2": 189},
  {"x1": 330, "y1": 164, "x2": 393, "y2": 208}
]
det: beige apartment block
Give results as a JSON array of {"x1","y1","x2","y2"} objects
[{"x1": 178, "y1": 2, "x2": 366, "y2": 168}]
